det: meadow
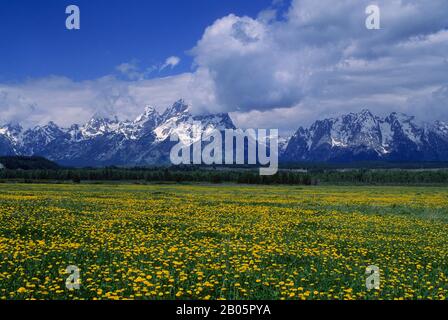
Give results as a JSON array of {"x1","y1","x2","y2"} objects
[{"x1": 1, "y1": 183, "x2": 448, "y2": 300}]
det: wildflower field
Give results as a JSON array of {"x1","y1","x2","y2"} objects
[{"x1": 1, "y1": 183, "x2": 448, "y2": 300}]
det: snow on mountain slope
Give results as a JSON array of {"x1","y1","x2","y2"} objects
[
  {"x1": 283, "y1": 109, "x2": 448, "y2": 162},
  {"x1": 0, "y1": 123, "x2": 23, "y2": 144},
  {"x1": 0, "y1": 99, "x2": 236, "y2": 166},
  {"x1": 154, "y1": 100, "x2": 235, "y2": 145},
  {"x1": 433, "y1": 121, "x2": 448, "y2": 138},
  {"x1": 2, "y1": 104, "x2": 448, "y2": 165}
]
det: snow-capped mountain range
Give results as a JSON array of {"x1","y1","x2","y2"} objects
[
  {"x1": 283, "y1": 109, "x2": 448, "y2": 162},
  {"x1": 0, "y1": 99, "x2": 235, "y2": 166},
  {"x1": 1, "y1": 102, "x2": 448, "y2": 166}
]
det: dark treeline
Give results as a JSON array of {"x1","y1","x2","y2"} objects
[
  {"x1": 0, "y1": 156, "x2": 60, "y2": 170},
  {"x1": 0, "y1": 167, "x2": 315, "y2": 185},
  {"x1": 1, "y1": 167, "x2": 448, "y2": 185}
]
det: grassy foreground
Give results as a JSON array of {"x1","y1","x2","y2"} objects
[{"x1": 1, "y1": 183, "x2": 448, "y2": 300}]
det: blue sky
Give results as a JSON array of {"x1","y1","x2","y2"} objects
[
  {"x1": 0, "y1": 0, "x2": 447, "y2": 134},
  {"x1": 0, "y1": 0, "x2": 275, "y2": 81}
]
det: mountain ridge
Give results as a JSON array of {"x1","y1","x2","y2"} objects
[
  {"x1": 0, "y1": 99, "x2": 236, "y2": 166},
  {"x1": 283, "y1": 109, "x2": 448, "y2": 162},
  {"x1": 1, "y1": 101, "x2": 448, "y2": 165}
]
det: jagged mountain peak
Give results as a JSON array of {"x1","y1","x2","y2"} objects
[
  {"x1": 0, "y1": 123, "x2": 23, "y2": 148},
  {"x1": 283, "y1": 109, "x2": 448, "y2": 162},
  {"x1": 2, "y1": 106, "x2": 448, "y2": 165},
  {"x1": 22, "y1": 122, "x2": 67, "y2": 149},
  {"x1": 332, "y1": 109, "x2": 378, "y2": 126},
  {"x1": 79, "y1": 115, "x2": 122, "y2": 139},
  {"x1": 144, "y1": 104, "x2": 156, "y2": 113},
  {"x1": 359, "y1": 108, "x2": 373, "y2": 116},
  {"x1": 351, "y1": 109, "x2": 377, "y2": 122},
  {"x1": 194, "y1": 112, "x2": 236, "y2": 130},
  {"x1": 173, "y1": 98, "x2": 189, "y2": 109},
  {"x1": 45, "y1": 121, "x2": 59, "y2": 128},
  {"x1": 154, "y1": 103, "x2": 235, "y2": 143},
  {"x1": 134, "y1": 104, "x2": 160, "y2": 125},
  {"x1": 162, "y1": 99, "x2": 191, "y2": 120},
  {"x1": 87, "y1": 114, "x2": 119, "y2": 124},
  {"x1": 25, "y1": 121, "x2": 64, "y2": 138},
  {"x1": 33, "y1": 121, "x2": 64, "y2": 132},
  {"x1": 140, "y1": 105, "x2": 158, "y2": 117},
  {"x1": 0, "y1": 122, "x2": 23, "y2": 133},
  {"x1": 0, "y1": 100, "x2": 237, "y2": 165},
  {"x1": 386, "y1": 112, "x2": 416, "y2": 124}
]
